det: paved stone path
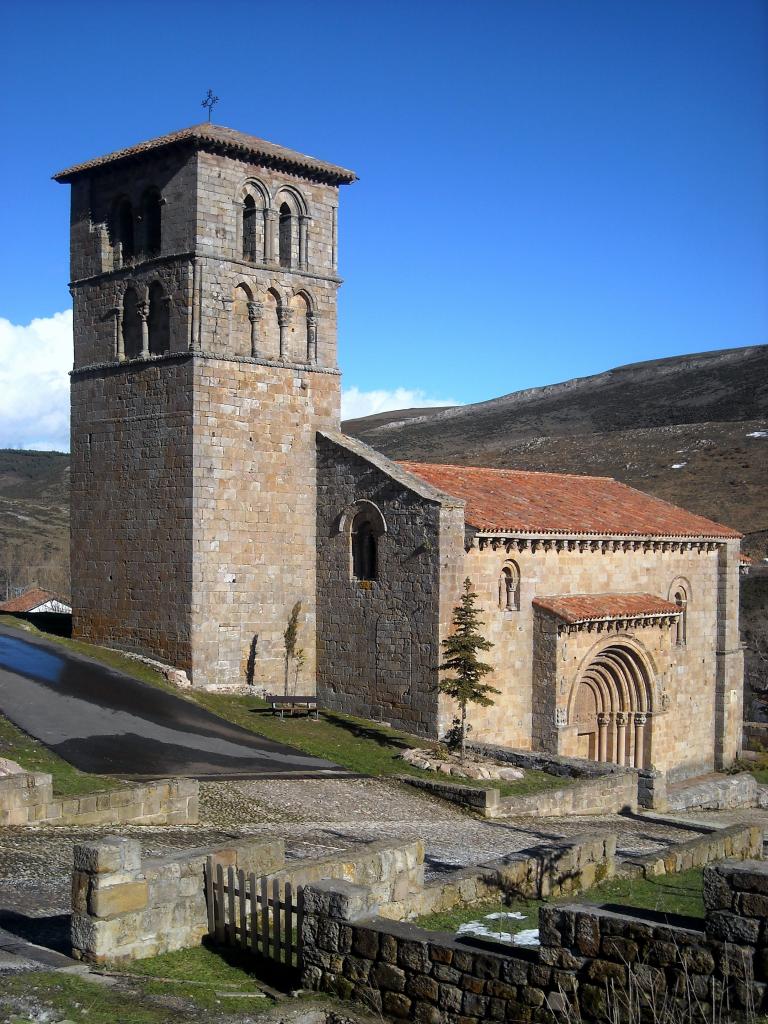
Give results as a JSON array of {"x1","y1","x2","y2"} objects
[{"x1": 0, "y1": 626, "x2": 346, "y2": 778}]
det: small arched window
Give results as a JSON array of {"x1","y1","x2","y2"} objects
[
  {"x1": 142, "y1": 189, "x2": 162, "y2": 255},
  {"x1": 147, "y1": 282, "x2": 170, "y2": 355},
  {"x1": 351, "y1": 514, "x2": 378, "y2": 581},
  {"x1": 122, "y1": 287, "x2": 142, "y2": 359},
  {"x1": 498, "y1": 563, "x2": 520, "y2": 611},
  {"x1": 674, "y1": 587, "x2": 688, "y2": 646},
  {"x1": 279, "y1": 202, "x2": 292, "y2": 267},
  {"x1": 243, "y1": 195, "x2": 257, "y2": 261},
  {"x1": 115, "y1": 198, "x2": 134, "y2": 263}
]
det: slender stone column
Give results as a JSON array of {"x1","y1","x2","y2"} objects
[
  {"x1": 615, "y1": 712, "x2": 628, "y2": 766},
  {"x1": 277, "y1": 307, "x2": 293, "y2": 360},
  {"x1": 299, "y1": 215, "x2": 311, "y2": 268},
  {"x1": 247, "y1": 301, "x2": 263, "y2": 358},
  {"x1": 263, "y1": 209, "x2": 277, "y2": 263},
  {"x1": 597, "y1": 713, "x2": 610, "y2": 762},
  {"x1": 138, "y1": 302, "x2": 149, "y2": 359},
  {"x1": 634, "y1": 713, "x2": 647, "y2": 770},
  {"x1": 306, "y1": 313, "x2": 318, "y2": 363},
  {"x1": 114, "y1": 307, "x2": 124, "y2": 362}
]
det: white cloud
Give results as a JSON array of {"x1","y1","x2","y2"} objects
[
  {"x1": 0, "y1": 311, "x2": 72, "y2": 451},
  {"x1": 0, "y1": 310, "x2": 457, "y2": 450},
  {"x1": 341, "y1": 386, "x2": 456, "y2": 421}
]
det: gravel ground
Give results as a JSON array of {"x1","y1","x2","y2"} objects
[{"x1": 0, "y1": 775, "x2": 739, "y2": 928}]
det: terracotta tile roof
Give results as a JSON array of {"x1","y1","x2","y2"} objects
[
  {"x1": 739, "y1": 554, "x2": 753, "y2": 564},
  {"x1": 397, "y1": 462, "x2": 741, "y2": 539},
  {"x1": 533, "y1": 593, "x2": 680, "y2": 624},
  {"x1": 0, "y1": 588, "x2": 70, "y2": 614},
  {"x1": 53, "y1": 123, "x2": 357, "y2": 185}
]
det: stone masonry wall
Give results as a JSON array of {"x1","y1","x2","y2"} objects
[
  {"x1": 71, "y1": 835, "x2": 284, "y2": 963},
  {"x1": 301, "y1": 852, "x2": 768, "y2": 1023},
  {"x1": 463, "y1": 541, "x2": 739, "y2": 779},
  {"x1": 190, "y1": 359, "x2": 339, "y2": 689},
  {"x1": 0, "y1": 773, "x2": 198, "y2": 827},
  {"x1": 70, "y1": 360, "x2": 195, "y2": 670},
  {"x1": 316, "y1": 434, "x2": 464, "y2": 735},
  {"x1": 70, "y1": 836, "x2": 422, "y2": 964}
]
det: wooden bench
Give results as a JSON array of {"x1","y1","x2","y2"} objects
[{"x1": 264, "y1": 694, "x2": 319, "y2": 719}]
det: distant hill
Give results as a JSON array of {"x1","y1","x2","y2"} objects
[
  {"x1": 0, "y1": 450, "x2": 70, "y2": 599},
  {"x1": 344, "y1": 345, "x2": 768, "y2": 556}
]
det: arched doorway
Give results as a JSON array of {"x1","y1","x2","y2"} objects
[{"x1": 569, "y1": 643, "x2": 653, "y2": 768}]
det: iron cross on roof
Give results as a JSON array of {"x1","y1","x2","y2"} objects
[{"x1": 201, "y1": 89, "x2": 220, "y2": 122}]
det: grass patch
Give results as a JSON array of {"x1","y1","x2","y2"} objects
[
  {"x1": 0, "y1": 712, "x2": 122, "y2": 797},
  {"x1": 416, "y1": 867, "x2": 706, "y2": 936},
  {"x1": 0, "y1": 616, "x2": 570, "y2": 799},
  {"x1": 0, "y1": 947, "x2": 278, "y2": 1022}
]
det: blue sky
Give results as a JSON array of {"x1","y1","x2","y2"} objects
[{"x1": 1, "y1": 0, "x2": 766, "y2": 448}]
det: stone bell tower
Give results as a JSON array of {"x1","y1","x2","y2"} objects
[{"x1": 55, "y1": 124, "x2": 356, "y2": 688}]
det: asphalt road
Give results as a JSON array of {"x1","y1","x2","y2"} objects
[{"x1": 0, "y1": 625, "x2": 346, "y2": 779}]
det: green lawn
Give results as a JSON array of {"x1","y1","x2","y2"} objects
[
  {"x1": 0, "y1": 615, "x2": 569, "y2": 800},
  {"x1": 416, "y1": 867, "x2": 706, "y2": 937},
  {"x1": 0, "y1": 946, "x2": 277, "y2": 1023}
]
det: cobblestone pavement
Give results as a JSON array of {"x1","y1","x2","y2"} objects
[{"x1": 0, "y1": 775, "x2": 743, "y2": 932}]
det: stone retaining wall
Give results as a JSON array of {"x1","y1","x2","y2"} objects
[
  {"x1": 0, "y1": 772, "x2": 198, "y2": 826},
  {"x1": 71, "y1": 836, "x2": 424, "y2": 963},
  {"x1": 400, "y1": 771, "x2": 637, "y2": 818},
  {"x1": 300, "y1": 855, "x2": 768, "y2": 1023},
  {"x1": 620, "y1": 823, "x2": 763, "y2": 879},
  {"x1": 381, "y1": 834, "x2": 616, "y2": 922},
  {"x1": 666, "y1": 772, "x2": 761, "y2": 812}
]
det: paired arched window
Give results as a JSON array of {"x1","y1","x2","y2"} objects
[
  {"x1": 114, "y1": 198, "x2": 134, "y2": 263},
  {"x1": 142, "y1": 189, "x2": 162, "y2": 255},
  {"x1": 122, "y1": 287, "x2": 142, "y2": 359},
  {"x1": 243, "y1": 195, "x2": 258, "y2": 261},
  {"x1": 147, "y1": 282, "x2": 169, "y2": 355},
  {"x1": 673, "y1": 586, "x2": 688, "y2": 647},
  {"x1": 352, "y1": 513, "x2": 378, "y2": 581},
  {"x1": 499, "y1": 563, "x2": 520, "y2": 611},
  {"x1": 279, "y1": 203, "x2": 293, "y2": 267}
]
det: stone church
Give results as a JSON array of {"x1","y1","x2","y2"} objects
[{"x1": 55, "y1": 124, "x2": 743, "y2": 782}]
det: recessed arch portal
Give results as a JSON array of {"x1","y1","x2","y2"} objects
[{"x1": 568, "y1": 642, "x2": 654, "y2": 768}]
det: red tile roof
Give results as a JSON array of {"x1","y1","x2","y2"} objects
[
  {"x1": 739, "y1": 554, "x2": 753, "y2": 564},
  {"x1": 0, "y1": 588, "x2": 69, "y2": 614},
  {"x1": 397, "y1": 462, "x2": 740, "y2": 539},
  {"x1": 53, "y1": 123, "x2": 357, "y2": 185},
  {"x1": 533, "y1": 593, "x2": 680, "y2": 624}
]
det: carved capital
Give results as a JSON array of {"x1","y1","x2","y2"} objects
[
  {"x1": 597, "y1": 713, "x2": 611, "y2": 728},
  {"x1": 247, "y1": 301, "x2": 263, "y2": 322},
  {"x1": 277, "y1": 307, "x2": 293, "y2": 328},
  {"x1": 634, "y1": 713, "x2": 647, "y2": 727},
  {"x1": 264, "y1": 208, "x2": 278, "y2": 221},
  {"x1": 137, "y1": 302, "x2": 149, "y2": 322},
  {"x1": 306, "y1": 313, "x2": 318, "y2": 328},
  {"x1": 615, "y1": 712, "x2": 629, "y2": 727}
]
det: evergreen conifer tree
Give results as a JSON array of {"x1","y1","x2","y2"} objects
[{"x1": 438, "y1": 578, "x2": 499, "y2": 762}]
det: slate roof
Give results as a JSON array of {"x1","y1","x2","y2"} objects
[
  {"x1": 0, "y1": 588, "x2": 70, "y2": 613},
  {"x1": 533, "y1": 593, "x2": 680, "y2": 624},
  {"x1": 53, "y1": 124, "x2": 358, "y2": 185},
  {"x1": 397, "y1": 462, "x2": 741, "y2": 539}
]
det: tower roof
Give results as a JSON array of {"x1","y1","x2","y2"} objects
[{"x1": 53, "y1": 123, "x2": 358, "y2": 185}]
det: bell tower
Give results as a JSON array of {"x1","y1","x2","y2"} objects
[{"x1": 55, "y1": 124, "x2": 356, "y2": 688}]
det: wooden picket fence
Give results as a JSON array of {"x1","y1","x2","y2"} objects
[{"x1": 204, "y1": 857, "x2": 303, "y2": 968}]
